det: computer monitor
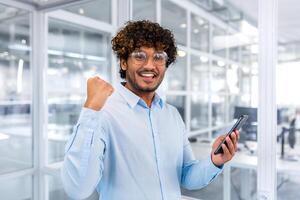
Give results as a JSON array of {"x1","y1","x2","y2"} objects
[
  {"x1": 234, "y1": 106, "x2": 257, "y2": 123},
  {"x1": 234, "y1": 106, "x2": 285, "y2": 123},
  {"x1": 233, "y1": 106, "x2": 257, "y2": 142}
]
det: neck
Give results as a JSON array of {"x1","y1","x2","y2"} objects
[{"x1": 124, "y1": 82, "x2": 155, "y2": 107}]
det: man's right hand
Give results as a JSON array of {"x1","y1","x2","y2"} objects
[{"x1": 84, "y1": 76, "x2": 114, "y2": 111}]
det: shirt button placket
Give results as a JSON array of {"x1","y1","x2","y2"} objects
[{"x1": 150, "y1": 108, "x2": 165, "y2": 200}]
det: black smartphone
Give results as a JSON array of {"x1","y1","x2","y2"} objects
[{"x1": 213, "y1": 115, "x2": 248, "y2": 155}]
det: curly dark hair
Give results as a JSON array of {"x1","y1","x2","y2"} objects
[{"x1": 111, "y1": 20, "x2": 177, "y2": 79}]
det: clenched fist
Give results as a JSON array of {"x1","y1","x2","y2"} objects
[{"x1": 84, "y1": 76, "x2": 114, "y2": 111}]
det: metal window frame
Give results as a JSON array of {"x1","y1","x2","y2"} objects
[
  {"x1": 257, "y1": 0, "x2": 278, "y2": 199},
  {"x1": 0, "y1": 0, "x2": 118, "y2": 200}
]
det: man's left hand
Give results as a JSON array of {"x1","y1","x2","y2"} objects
[{"x1": 211, "y1": 130, "x2": 240, "y2": 167}]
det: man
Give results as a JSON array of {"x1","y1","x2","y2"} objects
[{"x1": 61, "y1": 20, "x2": 239, "y2": 200}]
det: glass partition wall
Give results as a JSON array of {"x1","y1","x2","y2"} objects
[
  {"x1": 132, "y1": 0, "x2": 259, "y2": 199},
  {"x1": 0, "y1": 0, "x2": 287, "y2": 200}
]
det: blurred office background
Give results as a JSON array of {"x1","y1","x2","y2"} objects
[{"x1": 0, "y1": 0, "x2": 299, "y2": 199}]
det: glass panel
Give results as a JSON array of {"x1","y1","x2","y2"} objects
[
  {"x1": 0, "y1": 5, "x2": 32, "y2": 174},
  {"x1": 211, "y1": 59, "x2": 226, "y2": 93},
  {"x1": 132, "y1": 0, "x2": 156, "y2": 21},
  {"x1": 227, "y1": 63, "x2": 239, "y2": 94},
  {"x1": 164, "y1": 51, "x2": 187, "y2": 91},
  {"x1": 230, "y1": 168, "x2": 257, "y2": 200},
  {"x1": 240, "y1": 66, "x2": 251, "y2": 94},
  {"x1": 227, "y1": 29, "x2": 248, "y2": 62},
  {"x1": 211, "y1": 94, "x2": 226, "y2": 127},
  {"x1": 0, "y1": 176, "x2": 32, "y2": 200},
  {"x1": 64, "y1": 0, "x2": 111, "y2": 23},
  {"x1": 191, "y1": 14, "x2": 209, "y2": 52},
  {"x1": 277, "y1": 172, "x2": 300, "y2": 200},
  {"x1": 161, "y1": 0, "x2": 187, "y2": 46},
  {"x1": 166, "y1": 95, "x2": 185, "y2": 123},
  {"x1": 47, "y1": 18, "x2": 111, "y2": 163},
  {"x1": 277, "y1": 1, "x2": 300, "y2": 198},
  {"x1": 229, "y1": 46, "x2": 239, "y2": 62},
  {"x1": 47, "y1": 174, "x2": 98, "y2": 200},
  {"x1": 212, "y1": 25, "x2": 227, "y2": 57},
  {"x1": 191, "y1": 94, "x2": 209, "y2": 131},
  {"x1": 191, "y1": 54, "x2": 209, "y2": 92}
]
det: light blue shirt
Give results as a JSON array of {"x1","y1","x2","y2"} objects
[{"x1": 61, "y1": 83, "x2": 222, "y2": 200}]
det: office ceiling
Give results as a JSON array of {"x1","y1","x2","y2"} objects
[
  {"x1": 20, "y1": 0, "x2": 74, "y2": 6},
  {"x1": 227, "y1": 0, "x2": 300, "y2": 44}
]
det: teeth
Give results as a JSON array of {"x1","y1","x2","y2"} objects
[{"x1": 140, "y1": 73, "x2": 154, "y2": 77}]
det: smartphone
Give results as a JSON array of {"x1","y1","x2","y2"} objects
[{"x1": 213, "y1": 115, "x2": 248, "y2": 155}]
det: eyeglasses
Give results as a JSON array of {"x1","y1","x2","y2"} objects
[{"x1": 129, "y1": 50, "x2": 168, "y2": 66}]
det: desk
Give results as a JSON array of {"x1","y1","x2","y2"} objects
[{"x1": 190, "y1": 142, "x2": 300, "y2": 200}]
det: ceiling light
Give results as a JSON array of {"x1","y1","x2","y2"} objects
[
  {"x1": 17, "y1": 59, "x2": 24, "y2": 93},
  {"x1": 217, "y1": 60, "x2": 225, "y2": 67},
  {"x1": 21, "y1": 39, "x2": 26, "y2": 44},
  {"x1": 177, "y1": 50, "x2": 186, "y2": 57},
  {"x1": 193, "y1": 29, "x2": 199, "y2": 34},
  {"x1": 242, "y1": 67, "x2": 250, "y2": 73},
  {"x1": 0, "y1": 133, "x2": 9, "y2": 141},
  {"x1": 200, "y1": 56, "x2": 208, "y2": 63},
  {"x1": 231, "y1": 64, "x2": 239, "y2": 70},
  {"x1": 250, "y1": 44, "x2": 259, "y2": 54},
  {"x1": 79, "y1": 8, "x2": 84, "y2": 15},
  {"x1": 194, "y1": 16, "x2": 204, "y2": 25},
  {"x1": 241, "y1": 20, "x2": 258, "y2": 37},
  {"x1": 180, "y1": 23, "x2": 186, "y2": 28}
]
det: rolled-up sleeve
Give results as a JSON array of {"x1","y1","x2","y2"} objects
[{"x1": 61, "y1": 107, "x2": 108, "y2": 199}]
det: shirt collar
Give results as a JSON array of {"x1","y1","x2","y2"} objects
[{"x1": 116, "y1": 82, "x2": 164, "y2": 109}]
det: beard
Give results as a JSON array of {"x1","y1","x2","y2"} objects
[{"x1": 126, "y1": 70, "x2": 164, "y2": 93}]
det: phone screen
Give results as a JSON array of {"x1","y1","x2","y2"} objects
[{"x1": 213, "y1": 115, "x2": 248, "y2": 155}]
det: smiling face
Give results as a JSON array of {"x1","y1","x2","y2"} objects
[{"x1": 121, "y1": 47, "x2": 167, "y2": 95}]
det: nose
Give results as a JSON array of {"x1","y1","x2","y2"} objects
[{"x1": 143, "y1": 56, "x2": 156, "y2": 69}]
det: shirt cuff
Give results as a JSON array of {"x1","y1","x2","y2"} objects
[
  {"x1": 78, "y1": 107, "x2": 102, "y2": 130},
  {"x1": 207, "y1": 156, "x2": 224, "y2": 175}
]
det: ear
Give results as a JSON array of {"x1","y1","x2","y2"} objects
[{"x1": 120, "y1": 59, "x2": 127, "y2": 70}]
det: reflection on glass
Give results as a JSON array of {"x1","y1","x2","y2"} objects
[
  {"x1": 191, "y1": 14, "x2": 209, "y2": 52},
  {"x1": 165, "y1": 52, "x2": 187, "y2": 91},
  {"x1": 166, "y1": 95, "x2": 185, "y2": 122},
  {"x1": 227, "y1": 30, "x2": 251, "y2": 62},
  {"x1": 211, "y1": 59, "x2": 226, "y2": 93},
  {"x1": 230, "y1": 168, "x2": 257, "y2": 200},
  {"x1": 212, "y1": 94, "x2": 226, "y2": 126},
  {"x1": 191, "y1": 54, "x2": 209, "y2": 92},
  {"x1": 227, "y1": 64, "x2": 239, "y2": 94},
  {"x1": 240, "y1": 67, "x2": 251, "y2": 94},
  {"x1": 0, "y1": 175, "x2": 32, "y2": 200},
  {"x1": 277, "y1": 170, "x2": 300, "y2": 199},
  {"x1": 240, "y1": 45, "x2": 257, "y2": 66},
  {"x1": 47, "y1": 19, "x2": 111, "y2": 163},
  {"x1": 0, "y1": 8, "x2": 32, "y2": 174},
  {"x1": 212, "y1": 25, "x2": 227, "y2": 57},
  {"x1": 64, "y1": 0, "x2": 111, "y2": 23},
  {"x1": 229, "y1": 46, "x2": 239, "y2": 62},
  {"x1": 132, "y1": 0, "x2": 156, "y2": 21},
  {"x1": 161, "y1": 0, "x2": 187, "y2": 46},
  {"x1": 191, "y1": 94, "x2": 209, "y2": 131}
]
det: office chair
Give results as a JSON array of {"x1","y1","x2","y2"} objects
[{"x1": 279, "y1": 118, "x2": 300, "y2": 160}]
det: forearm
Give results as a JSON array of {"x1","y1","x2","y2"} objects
[
  {"x1": 61, "y1": 108, "x2": 107, "y2": 199},
  {"x1": 181, "y1": 156, "x2": 223, "y2": 190}
]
